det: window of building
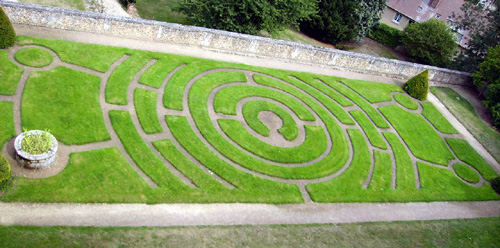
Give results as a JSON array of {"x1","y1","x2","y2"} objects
[
  {"x1": 393, "y1": 12, "x2": 403, "y2": 23},
  {"x1": 436, "y1": 14, "x2": 441, "y2": 19},
  {"x1": 417, "y1": 6, "x2": 423, "y2": 12}
]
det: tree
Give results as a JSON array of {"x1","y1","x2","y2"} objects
[
  {"x1": 0, "y1": 7, "x2": 16, "y2": 49},
  {"x1": 354, "y1": 0, "x2": 386, "y2": 40},
  {"x1": 175, "y1": 0, "x2": 317, "y2": 35},
  {"x1": 300, "y1": 0, "x2": 359, "y2": 44},
  {"x1": 402, "y1": 19, "x2": 457, "y2": 67},
  {"x1": 404, "y1": 70, "x2": 429, "y2": 101},
  {"x1": 300, "y1": 0, "x2": 386, "y2": 44},
  {"x1": 473, "y1": 45, "x2": 500, "y2": 128},
  {"x1": 473, "y1": 44, "x2": 500, "y2": 88},
  {"x1": 450, "y1": 0, "x2": 500, "y2": 72}
]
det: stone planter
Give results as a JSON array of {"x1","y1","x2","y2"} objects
[{"x1": 14, "y1": 130, "x2": 58, "y2": 169}]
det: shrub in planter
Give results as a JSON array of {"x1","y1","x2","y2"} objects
[
  {"x1": 21, "y1": 129, "x2": 53, "y2": 155},
  {"x1": 404, "y1": 70, "x2": 429, "y2": 101},
  {"x1": 0, "y1": 7, "x2": 16, "y2": 49},
  {"x1": 491, "y1": 177, "x2": 500, "y2": 195},
  {"x1": 0, "y1": 154, "x2": 11, "y2": 189},
  {"x1": 15, "y1": 129, "x2": 58, "y2": 169}
]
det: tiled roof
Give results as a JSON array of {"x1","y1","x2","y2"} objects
[{"x1": 387, "y1": 0, "x2": 466, "y2": 22}]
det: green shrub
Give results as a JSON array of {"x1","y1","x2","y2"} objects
[
  {"x1": 0, "y1": 154, "x2": 11, "y2": 189},
  {"x1": 0, "y1": 7, "x2": 16, "y2": 49},
  {"x1": 402, "y1": 19, "x2": 456, "y2": 67},
  {"x1": 404, "y1": 70, "x2": 429, "y2": 101},
  {"x1": 336, "y1": 44, "x2": 355, "y2": 51},
  {"x1": 368, "y1": 23, "x2": 403, "y2": 48},
  {"x1": 489, "y1": 103, "x2": 500, "y2": 128},
  {"x1": 492, "y1": 177, "x2": 500, "y2": 195}
]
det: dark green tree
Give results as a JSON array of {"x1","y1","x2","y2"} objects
[
  {"x1": 176, "y1": 0, "x2": 317, "y2": 35},
  {"x1": 0, "y1": 7, "x2": 16, "y2": 49},
  {"x1": 473, "y1": 45, "x2": 500, "y2": 128},
  {"x1": 354, "y1": 0, "x2": 387, "y2": 40},
  {"x1": 404, "y1": 70, "x2": 429, "y2": 101},
  {"x1": 451, "y1": 0, "x2": 500, "y2": 72},
  {"x1": 402, "y1": 19, "x2": 457, "y2": 67},
  {"x1": 300, "y1": 0, "x2": 359, "y2": 44}
]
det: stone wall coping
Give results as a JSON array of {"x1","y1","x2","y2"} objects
[{"x1": 0, "y1": 1, "x2": 472, "y2": 84}]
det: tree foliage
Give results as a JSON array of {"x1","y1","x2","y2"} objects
[
  {"x1": 451, "y1": 0, "x2": 500, "y2": 72},
  {"x1": 175, "y1": 0, "x2": 317, "y2": 35},
  {"x1": 0, "y1": 7, "x2": 16, "y2": 49},
  {"x1": 474, "y1": 45, "x2": 500, "y2": 128},
  {"x1": 473, "y1": 45, "x2": 500, "y2": 88},
  {"x1": 402, "y1": 19, "x2": 457, "y2": 67},
  {"x1": 404, "y1": 70, "x2": 429, "y2": 101},
  {"x1": 369, "y1": 23, "x2": 403, "y2": 48},
  {"x1": 354, "y1": 0, "x2": 386, "y2": 40},
  {"x1": 300, "y1": 0, "x2": 386, "y2": 44}
]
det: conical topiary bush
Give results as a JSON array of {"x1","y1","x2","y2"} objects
[
  {"x1": 0, "y1": 7, "x2": 16, "y2": 49},
  {"x1": 404, "y1": 70, "x2": 429, "y2": 101}
]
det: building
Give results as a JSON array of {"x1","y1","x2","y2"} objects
[{"x1": 380, "y1": 0, "x2": 469, "y2": 47}]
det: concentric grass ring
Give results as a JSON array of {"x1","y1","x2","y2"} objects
[{"x1": 168, "y1": 70, "x2": 350, "y2": 180}]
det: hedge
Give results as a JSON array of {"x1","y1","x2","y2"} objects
[
  {"x1": 0, "y1": 154, "x2": 11, "y2": 189},
  {"x1": 0, "y1": 7, "x2": 16, "y2": 49},
  {"x1": 492, "y1": 177, "x2": 500, "y2": 195},
  {"x1": 404, "y1": 70, "x2": 429, "y2": 101},
  {"x1": 368, "y1": 23, "x2": 403, "y2": 48}
]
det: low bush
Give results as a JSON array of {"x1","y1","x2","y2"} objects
[
  {"x1": 336, "y1": 44, "x2": 355, "y2": 51},
  {"x1": 492, "y1": 177, "x2": 500, "y2": 195},
  {"x1": 404, "y1": 70, "x2": 429, "y2": 101},
  {"x1": 484, "y1": 84, "x2": 500, "y2": 128},
  {"x1": 368, "y1": 23, "x2": 403, "y2": 48},
  {"x1": 0, "y1": 7, "x2": 16, "y2": 49},
  {"x1": 0, "y1": 154, "x2": 11, "y2": 189}
]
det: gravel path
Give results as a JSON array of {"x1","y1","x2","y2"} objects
[
  {"x1": 1, "y1": 24, "x2": 499, "y2": 227},
  {"x1": 1, "y1": 201, "x2": 499, "y2": 227}
]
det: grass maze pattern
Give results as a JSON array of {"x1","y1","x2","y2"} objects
[{"x1": 0, "y1": 36, "x2": 498, "y2": 203}]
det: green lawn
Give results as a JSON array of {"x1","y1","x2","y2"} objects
[
  {"x1": 14, "y1": 47, "x2": 53, "y2": 68},
  {"x1": 17, "y1": 0, "x2": 85, "y2": 10},
  {"x1": 0, "y1": 50, "x2": 24, "y2": 95},
  {"x1": 1, "y1": 218, "x2": 499, "y2": 247},
  {"x1": 394, "y1": 93, "x2": 419, "y2": 110},
  {"x1": 0, "y1": 36, "x2": 498, "y2": 204},
  {"x1": 135, "y1": 0, "x2": 190, "y2": 25},
  {"x1": 431, "y1": 86, "x2": 500, "y2": 164},
  {"x1": 134, "y1": 88, "x2": 162, "y2": 134},
  {"x1": 21, "y1": 66, "x2": 110, "y2": 145}
]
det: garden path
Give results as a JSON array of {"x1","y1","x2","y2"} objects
[{"x1": 1, "y1": 24, "x2": 499, "y2": 227}]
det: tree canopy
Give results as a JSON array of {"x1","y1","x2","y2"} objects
[
  {"x1": 402, "y1": 19, "x2": 457, "y2": 67},
  {"x1": 451, "y1": 0, "x2": 500, "y2": 72},
  {"x1": 300, "y1": 0, "x2": 358, "y2": 44},
  {"x1": 0, "y1": 7, "x2": 16, "y2": 49},
  {"x1": 473, "y1": 45, "x2": 500, "y2": 128},
  {"x1": 354, "y1": 0, "x2": 386, "y2": 40},
  {"x1": 175, "y1": 0, "x2": 318, "y2": 35},
  {"x1": 300, "y1": 0, "x2": 386, "y2": 44}
]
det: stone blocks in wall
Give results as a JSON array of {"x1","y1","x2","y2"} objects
[{"x1": 0, "y1": 1, "x2": 472, "y2": 86}]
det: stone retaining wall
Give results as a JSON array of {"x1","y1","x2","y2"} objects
[{"x1": 0, "y1": 1, "x2": 472, "y2": 85}]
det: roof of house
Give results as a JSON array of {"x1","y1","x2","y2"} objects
[{"x1": 387, "y1": 0, "x2": 466, "y2": 23}]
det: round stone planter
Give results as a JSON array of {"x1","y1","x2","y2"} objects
[{"x1": 14, "y1": 130, "x2": 58, "y2": 169}]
